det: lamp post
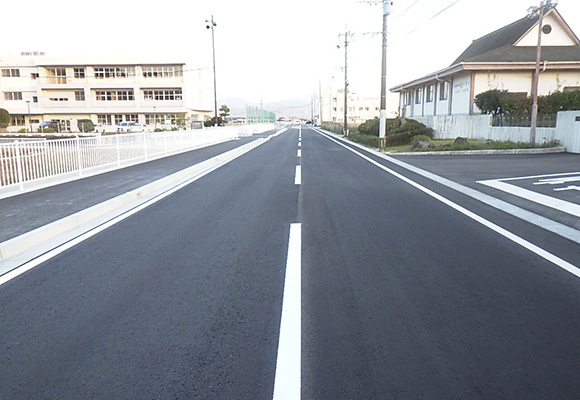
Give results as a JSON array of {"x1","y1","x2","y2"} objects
[
  {"x1": 379, "y1": 0, "x2": 392, "y2": 151},
  {"x1": 26, "y1": 100, "x2": 32, "y2": 133},
  {"x1": 206, "y1": 16, "x2": 218, "y2": 124}
]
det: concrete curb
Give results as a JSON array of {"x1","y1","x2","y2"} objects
[{"x1": 0, "y1": 136, "x2": 271, "y2": 272}]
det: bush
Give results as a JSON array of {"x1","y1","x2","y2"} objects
[
  {"x1": 0, "y1": 108, "x2": 9, "y2": 129},
  {"x1": 348, "y1": 133, "x2": 379, "y2": 148},
  {"x1": 77, "y1": 119, "x2": 94, "y2": 133}
]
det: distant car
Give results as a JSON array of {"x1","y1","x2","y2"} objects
[{"x1": 116, "y1": 121, "x2": 144, "y2": 133}]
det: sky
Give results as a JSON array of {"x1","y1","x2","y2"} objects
[{"x1": 4, "y1": 0, "x2": 580, "y2": 117}]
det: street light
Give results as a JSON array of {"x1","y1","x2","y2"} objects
[
  {"x1": 206, "y1": 16, "x2": 218, "y2": 124},
  {"x1": 26, "y1": 100, "x2": 32, "y2": 133}
]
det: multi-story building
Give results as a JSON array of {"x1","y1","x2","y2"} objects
[
  {"x1": 320, "y1": 88, "x2": 397, "y2": 127},
  {"x1": 0, "y1": 53, "x2": 211, "y2": 133}
]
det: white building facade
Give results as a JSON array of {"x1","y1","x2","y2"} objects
[
  {"x1": 321, "y1": 88, "x2": 395, "y2": 127},
  {"x1": 0, "y1": 53, "x2": 211, "y2": 133},
  {"x1": 391, "y1": 9, "x2": 580, "y2": 119}
]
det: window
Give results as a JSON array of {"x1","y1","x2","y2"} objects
[
  {"x1": 563, "y1": 86, "x2": 580, "y2": 93},
  {"x1": 10, "y1": 116, "x2": 25, "y2": 126},
  {"x1": 125, "y1": 114, "x2": 138, "y2": 122},
  {"x1": 145, "y1": 113, "x2": 177, "y2": 124},
  {"x1": 97, "y1": 114, "x2": 112, "y2": 125},
  {"x1": 415, "y1": 88, "x2": 422, "y2": 104},
  {"x1": 406, "y1": 92, "x2": 412, "y2": 105},
  {"x1": 49, "y1": 98, "x2": 68, "y2": 102},
  {"x1": 47, "y1": 68, "x2": 67, "y2": 84},
  {"x1": 2, "y1": 69, "x2": 20, "y2": 77},
  {"x1": 4, "y1": 92, "x2": 23, "y2": 100},
  {"x1": 32, "y1": 96, "x2": 38, "y2": 103},
  {"x1": 426, "y1": 85, "x2": 434, "y2": 103},
  {"x1": 95, "y1": 90, "x2": 134, "y2": 101},
  {"x1": 439, "y1": 81, "x2": 449, "y2": 101},
  {"x1": 143, "y1": 89, "x2": 182, "y2": 101},
  {"x1": 94, "y1": 67, "x2": 135, "y2": 79},
  {"x1": 142, "y1": 65, "x2": 183, "y2": 78},
  {"x1": 75, "y1": 90, "x2": 85, "y2": 101},
  {"x1": 74, "y1": 68, "x2": 86, "y2": 78},
  {"x1": 114, "y1": 115, "x2": 123, "y2": 125},
  {"x1": 31, "y1": 73, "x2": 40, "y2": 80}
]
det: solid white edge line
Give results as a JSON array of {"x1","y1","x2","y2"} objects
[
  {"x1": 273, "y1": 223, "x2": 302, "y2": 400},
  {"x1": 313, "y1": 129, "x2": 580, "y2": 279},
  {"x1": 295, "y1": 165, "x2": 302, "y2": 185},
  {"x1": 0, "y1": 136, "x2": 272, "y2": 286}
]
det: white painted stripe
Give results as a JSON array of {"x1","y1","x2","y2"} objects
[
  {"x1": 478, "y1": 179, "x2": 580, "y2": 218},
  {"x1": 273, "y1": 223, "x2": 302, "y2": 400},
  {"x1": 294, "y1": 165, "x2": 301, "y2": 185},
  {"x1": 298, "y1": 141, "x2": 301, "y2": 148},
  {"x1": 0, "y1": 137, "x2": 272, "y2": 286},
  {"x1": 297, "y1": 149, "x2": 301, "y2": 158},
  {"x1": 314, "y1": 129, "x2": 580, "y2": 279}
]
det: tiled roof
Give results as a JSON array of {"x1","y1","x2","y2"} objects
[
  {"x1": 451, "y1": 15, "x2": 538, "y2": 65},
  {"x1": 463, "y1": 45, "x2": 580, "y2": 63}
]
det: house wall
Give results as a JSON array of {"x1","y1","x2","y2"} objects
[
  {"x1": 516, "y1": 13, "x2": 577, "y2": 46},
  {"x1": 451, "y1": 73, "x2": 472, "y2": 115}
]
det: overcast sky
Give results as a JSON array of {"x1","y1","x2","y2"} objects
[{"x1": 4, "y1": 0, "x2": 580, "y2": 114}]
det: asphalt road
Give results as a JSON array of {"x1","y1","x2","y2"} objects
[{"x1": 1, "y1": 127, "x2": 579, "y2": 399}]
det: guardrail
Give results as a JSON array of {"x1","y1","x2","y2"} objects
[{"x1": 0, "y1": 127, "x2": 250, "y2": 198}]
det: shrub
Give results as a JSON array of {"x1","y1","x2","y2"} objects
[
  {"x1": 0, "y1": 108, "x2": 9, "y2": 129},
  {"x1": 77, "y1": 119, "x2": 94, "y2": 133},
  {"x1": 411, "y1": 135, "x2": 432, "y2": 144},
  {"x1": 348, "y1": 133, "x2": 379, "y2": 148}
]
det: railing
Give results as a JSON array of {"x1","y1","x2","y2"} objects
[
  {"x1": 0, "y1": 128, "x2": 240, "y2": 196},
  {"x1": 491, "y1": 114, "x2": 557, "y2": 128}
]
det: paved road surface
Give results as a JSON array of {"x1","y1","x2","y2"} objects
[{"x1": 1, "y1": 127, "x2": 579, "y2": 399}]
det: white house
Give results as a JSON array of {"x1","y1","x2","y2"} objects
[
  {"x1": 391, "y1": 7, "x2": 580, "y2": 118},
  {"x1": 0, "y1": 53, "x2": 212, "y2": 133}
]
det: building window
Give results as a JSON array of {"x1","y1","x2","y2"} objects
[
  {"x1": 406, "y1": 92, "x2": 412, "y2": 105},
  {"x1": 114, "y1": 114, "x2": 123, "y2": 125},
  {"x1": 145, "y1": 114, "x2": 177, "y2": 124},
  {"x1": 47, "y1": 68, "x2": 67, "y2": 84},
  {"x1": 32, "y1": 96, "x2": 38, "y2": 103},
  {"x1": 10, "y1": 116, "x2": 25, "y2": 126},
  {"x1": 94, "y1": 67, "x2": 135, "y2": 79},
  {"x1": 49, "y1": 98, "x2": 68, "y2": 102},
  {"x1": 4, "y1": 92, "x2": 23, "y2": 100},
  {"x1": 97, "y1": 114, "x2": 112, "y2": 125},
  {"x1": 563, "y1": 86, "x2": 580, "y2": 93},
  {"x1": 143, "y1": 89, "x2": 182, "y2": 101},
  {"x1": 75, "y1": 90, "x2": 85, "y2": 101},
  {"x1": 415, "y1": 88, "x2": 422, "y2": 104},
  {"x1": 2, "y1": 69, "x2": 20, "y2": 77},
  {"x1": 31, "y1": 73, "x2": 39, "y2": 80},
  {"x1": 142, "y1": 65, "x2": 183, "y2": 78},
  {"x1": 439, "y1": 81, "x2": 449, "y2": 100},
  {"x1": 74, "y1": 68, "x2": 86, "y2": 78},
  {"x1": 426, "y1": 85, "x2": 434, "y2": 103},
  {"x1": 125, "y1": 114, "x2": 138, "y2": 122},
  {"x1": 95, "y1": 90, "x2": 134, "y2": 101}
]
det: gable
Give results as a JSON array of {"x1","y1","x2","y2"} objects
[{"x1": 515, "y1": 11, "x2": 580, "y2": 46}]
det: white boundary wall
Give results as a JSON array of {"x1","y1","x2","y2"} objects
[{"x1": 417, "y1": 111, "x2": 580, "y2": 153}]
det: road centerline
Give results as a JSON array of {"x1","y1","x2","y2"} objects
[{"x1": 273, "y1": 223, "x2": 302, "y2": 400}]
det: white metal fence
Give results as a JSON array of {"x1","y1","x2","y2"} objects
[{"x1": 0, "y1": 125, "x2": 274, "y2": 198}]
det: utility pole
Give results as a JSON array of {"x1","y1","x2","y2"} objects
[
  {"x1": 379, "y1": 0, "x2": 392, "y2": 150},
  {"x1": 206, "y1": 16, "x2": 218, "y2": 124},
  {"x1": 529, "y1": 0, "x2": 556, "y2": 144},
  {"x1": 338, "y1": 31, "x2": 353, "y2": 136}
]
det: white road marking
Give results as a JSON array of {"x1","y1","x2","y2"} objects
[
  {"x1": 314, "y1": 128, "x2": 580, "y2": 279},
  {"x1": 295, "y1": 165, "x2": 301, "y2": 185},
  {"x1": 297, "y1": 149, "x2": 301, "y2": 158},
  {"x1": 478, "y1": 179, "x2": 580, "y2": 218},
  {"x1": 554, "y1": 185, "x2": 580, "y2": 192},
  {"x1": 273, "y1": 223, "x2": 302, "y2": 400},
  {"x1": 534, "y1": 175, "x2": 580, "y2": 185}
]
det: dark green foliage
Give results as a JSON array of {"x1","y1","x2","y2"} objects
[
  {"x1": 0, "y1": 108, "x2": 9, "y2": 129},
  {"x1": 348, "y1": 133, "x2": 379, "y2": 148},
  {"x1": 77, "y1": 119, "x2": 94, "y2": 132},
  {"x1": 476, "y1": 89, "x2": 580, "y2": 116},
  {"x1": 204, "y1": 116, "x2": 224, "y2": 127}
]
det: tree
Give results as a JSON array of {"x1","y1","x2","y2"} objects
[
  {"x1": 474, "y1": 89, "x2": 509, "y2": 116},
  {"x1": 0, "y1": 108, "x2": 10, "y2": 130},
  {"x1": 219, "y1": 104, "x2": 230, "y2": 119}
]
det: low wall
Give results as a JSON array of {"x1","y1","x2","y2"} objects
[{"x1": 417, "y1": 111, "x2": 580, "y2": 153}]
